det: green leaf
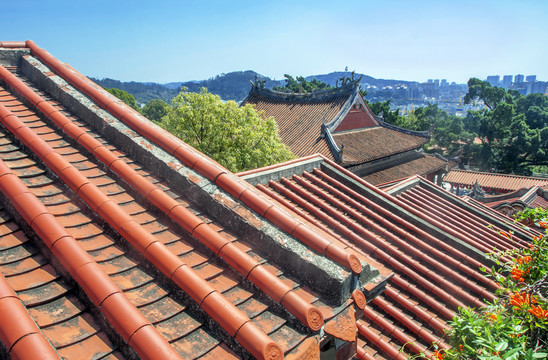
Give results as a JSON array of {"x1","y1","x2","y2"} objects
[{"x1": 495, "y1": 341, "x2": 508, "y2": 352}]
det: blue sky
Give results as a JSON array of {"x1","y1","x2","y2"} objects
[{"x1": 3, "y1": 0, "x2": 547, "y2": 84}]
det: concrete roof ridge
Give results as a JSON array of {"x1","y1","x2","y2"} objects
[{"x1": 24, "y1": 41, "x2": 362, "y2": 278}]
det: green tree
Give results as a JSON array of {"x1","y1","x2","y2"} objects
[
  {"x1": 159, "y1": 88, "x2": 294, "y2": 172},
  {"x1": 105, "y1": 88, "x2": 139, "y2": 111},
  {"x1": 141, "y1": 99, "x2": 170, "y2": 123},
  {"x1": 462, "y1": 78, "x2": 548, "y2": 174},
  {"x1": 366, "y1": 99, "x2": 406, "y2": 127}
]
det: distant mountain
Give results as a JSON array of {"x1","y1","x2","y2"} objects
[
  {"x1": 90, "y1": 71, "x2": 434, "y2": 107},
  {"x1": 91, "y1": 71, "x2": 283, "y2": 105},
  {"x1": 89, "y1": 77, "x2": 179, "y2": 105},
  {"x1": 305, "y1": 71, "x2": 417, "y2": 87}
]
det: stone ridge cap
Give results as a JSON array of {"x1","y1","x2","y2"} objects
[
  {"x1": 23, "y1": 40, "x2": 363, "y2": 277},
  {"x1": 22, "y1": 42, "x2": 360, "y2": 307},
  {"x1": 245, "y1": 80, "x2": 358, "y2": 103}
]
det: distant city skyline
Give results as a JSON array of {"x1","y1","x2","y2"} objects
[{"x1": 2, "y1": 0, "x2": 547, "y2": 84}]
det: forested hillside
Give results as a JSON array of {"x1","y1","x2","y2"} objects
[{"x1": 91, "y1": 71, "x2": 281, "y2": 105}]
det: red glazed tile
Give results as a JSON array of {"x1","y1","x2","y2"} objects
[
  {"x1": 201, "y1": 291, "x2": 248, "y2": 336},
  {"x1": 0, "y1": 296, "x2": 41, "y2": 348},
  {"x1": 215, "y1": 173, "x2": 247, "y2": 199},
  {"x1": 240, "y1": 189, "x2": 273, "y2": 217},
  {"x1": 101, "y1": 292, "x2": 149, "y2": 341},
  {"x1": 247, "y1": 266, "x2": 289, "y2": 303},
  {"x1": 128, "y1": 323, "x2": 181, "y2": 359},
  {"x1": 171, "y1": 265, "x2": 215, "y2": 304},
  {"x1": 51, "y1": 235, "x2": 94, "y2": 274},
  {"x1": 192, "y1": 158, "x2": 225, "y2": 182},
  {"x1": 74, "y1": 262, "x2": 121, "y2": 306},
  {"x1": 168, "y1": 205, "x2": 203, "y2": 233},
  {"x1": 192, "y1": 223, "x2": 227, "y2": 254},
  {"x1": 219, "y1": 243, "x2": 257, "y2": 277},
  {"x1": 234, "y1": 321, "x2": 283, "y2": 360},
  {"x1": 9, "y1": 331, "x2": 58, "y2": 359},
  {"x1": 97, "y1": 200, "x2": 131, "y2": 228},
  {"x1": 144, "y1": 241, "x2": 182, "y2": 277},
  {"x1": 264, "y1": 206, "x2": 299, "y2": 234}
]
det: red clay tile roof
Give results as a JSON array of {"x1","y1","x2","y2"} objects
[
  {"x1": 243, "y1": 84, "x2": 430, "y2": 166},
  {"x1": 332, "y1": 127, "x2": 429, "y2": 166},
  {"x1": 241, "y1": 155, "x2": 534, "y2": 359},
  {"x1": 0, "y1": 41, "x2": 367, "y2": 359},
  {"x1": 361, "y1": 153, "x2": 447, "y2": 185},
  {"x1": 243, "y1": 87, "x2": 347, "y2": 161},
  {"x1": 444, "y1": 169, "x2": 548, "y2": 192}
]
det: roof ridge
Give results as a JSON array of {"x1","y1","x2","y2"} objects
[
  {"x1": 0, "y1": 159, "x2": 179, "y2": 359},
  {"x1": 0, "y1": 63, "x2": 323, "y2": 332},
  {"x1": 0, "y1": 271, "x2": 59, "y2": 359},
  {"x1": 0, "y1": 93, "x2": 282, "y2": 360},
  {"x1": 0, "y1": 42, "x2": 26, "y2": 49},
  {"x1": 377, "y1": 119, "x2": 431, "y2": 138},
  {"x1": 448, "y1": 168, "x2": 548, "y2": 181},
  {"x1": 247, "y1": 81, "x2": 358, "y2": 102},
  {"x1": 24, "y1": 41, "x2": 362, "y2": 276}
]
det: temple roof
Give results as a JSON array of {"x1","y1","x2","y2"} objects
[
  {"x1": 0, "y1": 41, "x2": 372, "y2": 360},
  {"x1": 243, "y1": 84, "x2": 430, "y2": 166},
  {"x1": 240, "y1": 155, "x2": 534, "y2": 359}
]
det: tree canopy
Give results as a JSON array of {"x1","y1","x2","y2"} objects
[
  {"x1": 462, "y1": 78, "x2": 548, "y2": 174},
  {"x1": 159, "y1": 88, "x2": 293, "y2": 172},
  {"x1": 141, "y1": 99, "x2": 170, "y2": 123},
  {"x1": 105, "y1": 88, "x2": 139, "y2": 110}
]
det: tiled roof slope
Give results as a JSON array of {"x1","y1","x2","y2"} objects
[
  {"x1": 0, "y1": 42, "x2": 371, "y2": 359},
  {"x1": 360, "y1": 153, "x2": 447, "y2": 185},
  {"x1": 243, "y1": 86, "x2": 348, "y2": 161},
  {"x1": 242, "y1": 84, "x2": 430, "y2": 166},
  {"x1": 240, "y1": 155, "x2": 535, "y2": 359},
  {"x1": 444, "y1": 169, "x2": 548, "y2": 192},
  {"x1": 332, "y1": 128, "x2": 429, "y2": 166}
]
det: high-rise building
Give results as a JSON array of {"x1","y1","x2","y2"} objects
[
  {"x1": 502, "y1": 75, "x2": 513, "y2": 88},
  {"x1": 440, "y1": 79, "x2": 447, "y2": 87},
  {"x1": 487, "y1": 75, "x2": 500, "y2": 86},
  {"x1": 514, "y1": 74, "x2": 525, "y2": 83},
  {"x1": 526, "y1": 75, "x2": 537, "y2": 82}
]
